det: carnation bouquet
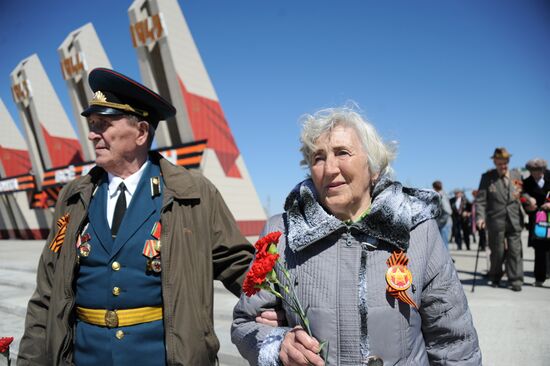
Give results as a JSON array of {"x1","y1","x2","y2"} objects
[{"x1": 243, "y1": 231, "x2": 328, "y2": 362}]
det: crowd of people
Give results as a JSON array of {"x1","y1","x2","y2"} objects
[{"x1": 433, "y1": 151, "x2": 550, "y2": 292}]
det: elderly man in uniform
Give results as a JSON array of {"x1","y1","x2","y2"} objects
[
  {"x1": 18, "y1": 68, "x2": 255, "y2": 365},
  {"x1": 475, "y1": 147, "x2": 524, "y2": 292}
]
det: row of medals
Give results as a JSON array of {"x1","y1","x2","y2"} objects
[{"x1": 75, "y1": 223, "x2": 162, "y2": 273}]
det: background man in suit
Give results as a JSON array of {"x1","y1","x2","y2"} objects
[
  {"x1": 450, "y1": 190, "x2": 473, "y2": 250},
  {"x1": 475, "y1": 147, "x2": 524, "y2": 292}
]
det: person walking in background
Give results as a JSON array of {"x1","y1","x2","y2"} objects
[
  {"x1": 450, "y1": 190, "x2": 473, "y2": 250},
  {"x1": 521, "y1": 158, "x2": 550, "y2": 287},
  {"x1": 475, "y1": 147, "x2": 524, "y2": 292},
  {"x1": 433, "y1": 180, "x2": 453, "y2": 249}
]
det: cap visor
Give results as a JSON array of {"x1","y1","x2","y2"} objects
[{"x1": 81, "y1": 105, "x2": 126, "y2": 117}]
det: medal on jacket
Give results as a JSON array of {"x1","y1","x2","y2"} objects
[
  {"x1": 79, "y1": 233, "x2": 92, "y2": 257},
  {"x1": 150, "y1": 258, "x2": 162, "y2": 273},
  {"x1": 75, "y1": 223, "x2": 92, "y2": 258},
  {"x1": 386, "y1": 250, "x2": 417, "y2": 309},
  {"x1": 143, "y1": 221, "x2": 162, "y2": 273},
  {"x1": 143, "y1": 240, "x2": 160, "y2": 258}
]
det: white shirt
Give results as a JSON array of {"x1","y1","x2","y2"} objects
[
  {"x1": 537, "y1": 177, "x2": 545, "y2": 189},
  {"x1": 454, "y1": 196, "x2": 462, "y2": 210},
  {"x1": 106, "y1": 161, "x2": 149, "y2": 228}
]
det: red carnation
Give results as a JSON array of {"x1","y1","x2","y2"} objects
[
  {"x1": 243, "y1": 232, "x2": 282, "y2": 296},
  {"x1": 254, "y1": 236, "x2": 270, "y2": 257},
  {"x1": 254, "y1": 231, "x2": 282, "y2": 258},
  {"x1": 263, "y1": 231, "x2": 282, "y2": 247},
  {"x1": 0, "y1": 337, "x2": 13, "y2": 353},
  {"x1": 243, "y1": 253, "x2": 279, "y2": 296}
]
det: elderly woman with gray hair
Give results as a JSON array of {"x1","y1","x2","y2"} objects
[
  {"x1": 231, "y1": 106, "x2": 481, "y2": 366},
  {"x1": 522, "y1": 158, "x2": 550, "y2": 287}
]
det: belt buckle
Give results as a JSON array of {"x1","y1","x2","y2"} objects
[{"x1": 105, "y1": 310, "x2": 119, "y2": 328}]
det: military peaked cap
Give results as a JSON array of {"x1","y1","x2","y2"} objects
[{"x1": 81, "y1": 68, "x2": 176, "y2": 128}]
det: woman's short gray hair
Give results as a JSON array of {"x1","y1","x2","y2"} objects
[
  {"x1": 299, "y1": 105, "x2": 396, "y2": 178},
  {"x1": 525, "y1": 158, "x2": 548, "y2": 171}
]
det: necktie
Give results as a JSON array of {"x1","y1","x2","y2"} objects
[
  {"x1": 111, "y1": 182, "x2": 127, "y2": 238},
  {"x1": 501, "y1": 175, "x2": 509, "y2": 187}
]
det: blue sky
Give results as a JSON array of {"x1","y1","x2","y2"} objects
[{"x1": 1, "y1": 0, "x2": 549, "y2": 215}]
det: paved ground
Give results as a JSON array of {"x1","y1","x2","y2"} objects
[{"x1": 1, "y1": 232, "x2": 549, "y2": 365}]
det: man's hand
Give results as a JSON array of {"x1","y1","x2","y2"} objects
[
  {"x1": 476, "y1": 219, "x2": 486, "y2": 230},
  {"x1": 255, "y1": 310, "x2": 286, "y2": 327},
  {"x1": 541, "y1": 202, "x2": 550, "y2": 211},
  {"x1": 280, "y1": 326, "x2": 324, "y2": 366},
  {"x1": 525, "y1": 197, "x2": 538, "y2": 212}
]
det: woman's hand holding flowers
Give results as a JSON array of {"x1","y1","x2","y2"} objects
[{"x1": 280, "y1": 326, "x2": 324, "y2": 366}]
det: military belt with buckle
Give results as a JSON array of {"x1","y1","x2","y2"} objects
[{"x1": 76, "y1": 305, "x2": 163, "y2": 328}]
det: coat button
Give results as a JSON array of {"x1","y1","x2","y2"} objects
[
  {"x1": 111, "y1": 261, "x2": 121, "y2": 271},
  {"x1": 363, "y1": 355, "x2": 384, "y2": 366},
  {"x1": 115, "y1": 330, "x2": 124, "y2": 339},
  {"x1": 112, "y1": 287, "x2": 121, "y2": 296}
]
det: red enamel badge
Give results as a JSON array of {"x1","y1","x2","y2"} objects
[{"x1": 386, "y1": 250, "x2": 417, "y2": 309}]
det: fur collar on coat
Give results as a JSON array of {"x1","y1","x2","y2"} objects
[{"x1": 283, "y1": 176, "x2": 440, "y2": 252}]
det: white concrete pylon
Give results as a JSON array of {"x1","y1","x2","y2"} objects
[
  {"x1": 10, "y1": 54, "x2": 84, "y2": 187},
  {"x1": 58, "y1": 22, "x2": 113, "y2": 162},
  {"x1": 128, "y1": 0, "x2": 267, "y2": 238},
  {"x1": 0, "y1": 98, "x2": 51, "y2": 239}
]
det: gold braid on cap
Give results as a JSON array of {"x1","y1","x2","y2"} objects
[{"x1": 89, "y1": 91, "x2": 149, "y2": 117}]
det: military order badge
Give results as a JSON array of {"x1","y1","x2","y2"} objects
[
  {"x1": 75, "y1": 224, "x2": 92, "y2": 259},
  {"x1": 79, "y1": 233, "x2": 92, "y2": 258},
  {"x1": 386, "y1": 250, "x2": 417, "y2": 309}
]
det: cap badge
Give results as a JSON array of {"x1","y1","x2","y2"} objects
[{"x1": 92, "y1": 90, "x2": 107, "y2": 102}]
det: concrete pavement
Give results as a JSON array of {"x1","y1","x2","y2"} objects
[{"x1": 1, "y1": 232, "x2": 549, "y2": 365}]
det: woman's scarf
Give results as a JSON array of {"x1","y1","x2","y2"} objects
[{"x1": 283, "y1": 176, "x2": 440, "y2": 252}]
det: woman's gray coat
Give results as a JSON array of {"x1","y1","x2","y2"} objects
[{"x1": 231, "y1": 178, "x2": 481, "y2": 365}]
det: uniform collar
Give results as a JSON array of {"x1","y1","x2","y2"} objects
[
  {"x1": 107, "y1": 160, "x2": 149, "y2": 199},
  {"x1": 63, "y1": 152, "x2": 201, "y2": 206}
]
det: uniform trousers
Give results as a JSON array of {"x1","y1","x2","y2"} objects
[{"x1": 488, "y1": 221, "x2": 523, "y2": 286}]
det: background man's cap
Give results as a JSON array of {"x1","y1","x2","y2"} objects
[
  {"x1": 525, "y1": 158, "x2": 547, "y2": 171},
  {"x1": 491, "y1": 147, "x2": 511, "y2": 160},
  {"x1": 81, "y1": 68, "x2": 176, "y2": 127}
]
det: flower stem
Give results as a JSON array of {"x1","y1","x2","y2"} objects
[{"x1": 274, "y1": 261, "x2": 313, "y2": 337}]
